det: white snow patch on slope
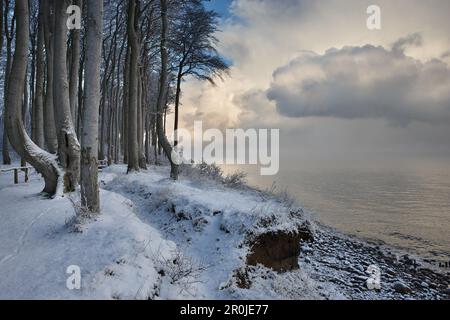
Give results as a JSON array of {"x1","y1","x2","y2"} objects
[
  {"x1": 0, "y1": 169, "x2": 175, "y2": 299},
  {"x1": 0, "y1": 164, "x2": 332, "y2": 300}
]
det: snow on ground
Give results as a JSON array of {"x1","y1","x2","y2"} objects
[
  {"x1": 0, "y1": 167, "x2": 175, "y2": 299},
  {"x1": 0, "y1": 164, "x2": 448, "y2": 300},
  {"x1": 0, "y1": 165, "x2": 326, "y2": 299},
  {"x1": 100, "y1": 165, "x2": 334, "y2": 300}
]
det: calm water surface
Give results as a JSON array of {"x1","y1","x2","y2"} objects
[{"x1": 224, "y1": 157, "x2": 450, "y2": 261}]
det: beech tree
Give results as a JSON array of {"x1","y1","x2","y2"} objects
[
  {"x1": 1, "y1": 0, "x2": 228, "y2": 196},
  {"x1": 81, "y1": 0, "x2": 103, "y2": 214},
  {"x1": 170, "y1": 2, "x2": 229, "y2": 146},
  {"x1": 2, "y1": 0, "x2": 13, "y2": 165},
  {"x1": 43, "y1": 0, "x2": 58, "y2": 154},
  {"x1": 5, "y1": 0, "x2": 60, "y2": 195},
  {"x1": 157, "y1": 0, "x2": 179, "y2": 180},
  {"x1": 126, "y1": 0, "x2": 140, "y2": 172},
  {"x1": 32, "y1": 1, "x2": 45, "y2": 148},
  {"x1": 53, "y1": 0, "x2": 81, "y2": 192},
  {"x1": 69, "y1": 0, "x2": 83, "y2": 125}
]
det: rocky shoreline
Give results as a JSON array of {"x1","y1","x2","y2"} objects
[{"x1": 300, "y1": 224, "x2": 450, "y2": 300}]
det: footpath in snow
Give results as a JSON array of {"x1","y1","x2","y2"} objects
[{"x1": 0, "y1": 164, "x2": 448, "y2": 300}]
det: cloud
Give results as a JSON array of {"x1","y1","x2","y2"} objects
[
  {"x1": 267, "y1": 42, "x2": 450, "y2": 126},
  {"x1": 179, "y1": 0, "x2": 450, "y2": 157},
  {"x1": 392, "y1": 33, "x2": 423, "y2": 54}
]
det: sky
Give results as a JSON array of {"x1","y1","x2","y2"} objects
[
  {"x1": 205, "y1": 0, "x2": 233, "y2": 19},
  {"x1": 177, "y1": 0, "x2": 450, "y2": 167}
]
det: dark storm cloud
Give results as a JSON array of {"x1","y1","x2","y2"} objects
[{"x1": 267, "y1": 40, "x2": 450, "y2": 126}]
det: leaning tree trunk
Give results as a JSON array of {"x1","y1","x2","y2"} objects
[
  {"x1": 53, "y1": 0, "x2": 81, "y2": 193},
  {"x1": 5, "y1": 0, "x2": 60, "y2": 195},
  {"x1": 43, "y1": 0, "x2": 58, "y2": 154},
  {"x1": 32, "y1": 2, "x2": 45, "y2": 148},
  {"x1": 126, "y1": 0, "x2": 140, "y2": 172},
  {"x1": 80, "y1": 0, "x2": 103, "y2": 214},
  {"x1": 157, "y1": 0, "x2": 179, "y2": 180}
]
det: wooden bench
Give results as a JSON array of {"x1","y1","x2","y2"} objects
[
  {"x1": 1, "y1": 160, "x2": 108, "y2": 184},
  {"x1": 0, "y1": 166, "x2": 33, "y2": 184}
]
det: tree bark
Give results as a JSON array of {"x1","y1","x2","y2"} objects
[
  {"x1": 157, "y1": 0, "x2": 179, "y2": 180},
  {"x1": 43, "y1": 0, "x2": 58, "y2": 154},
  {"x1": 53, "y1": 0, "x2": 81, "y2": 193},
  {"x1": 5, "y1": 0, "x2": 60, "y2": 195},
  {"x1": 107, "y1": 96, "x2": 115, "y2": 166},
  {"x1": 114, "y1": 43, "x2": 125, "y2": 164},
  {"x1": 138, "y1": 71, "x2": 147, "y2": 169},
  {"x1": 145, "y1": 112, "x2": 150, "y2": 164},
  {"x1": 2, "y1": 0, "x2": 13, "y2": 165},
  {"x1": 0, "y1": 0, "x2": 3, "y2": 57},
  {"x1": 122, "y1": 47, "x2": 130, "y2": 164},
  {"x1": 174, "y1": 64, "x2": 183, "y2": 147},
  {"x1": 81, "y1": 0, "x2": 103, "y2": 214},
  {"x1": 77, "y1": 34, "x2": 85, "y2": 136},
  {"x1": 29, "y1": 14, "x2": 37, "y2": 142},
  {"x1": 69, "y1": 0, "x2": 82, "y2": 126},
  {"x1": 126, "y1": 0, "x2": 139, "y2": 172},
  {"x1": 32, "y1": 2, "x2": 45, "y2": 148},
  {"x1": 21, "y1": 66, "x2": 29, "y2": 168}
]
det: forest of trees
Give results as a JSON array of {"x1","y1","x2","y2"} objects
[{"x1": 0, "y1": 0, "x2": 228, "y2": 214}]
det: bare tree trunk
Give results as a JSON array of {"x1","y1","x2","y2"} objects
[
  {"x1": 163, "y1": 103, "x2": 167, "y2": 137},
  {"x1": 157, "y1": 0, "x2": 179, "y2": 180},
  {"x1": 2, "y1": 0, "x2": 13, "y2": 165},
  {"x1": 114, "y1": 100, "x2": 120, "y2": 164},
  {"x1": 80, "y1": 0, "x2": 103, "y2": 214},
  {"x1": 0, "y1": 0, "x2": 3, "y2": 58},
  {"x1": 77, "y1": 35, "x2": 85, "y2": 136},
  {"x1": 114, "y1": 45, "x2": 124, "y2": 164},
  {"x1": 122, "y1": 47, "x2": 130, "y2": 164},
  {"x1": 5, "y1": 0, "x2": 60, "y2": 195},
  {"x1": 0, "y1": 0, "x2": 3, "y2": 156},
  {"x1": 126, "y1": 0, "x2": 139, "y2": 172},
  {"x1": 43, "y1": 0, "x2": 58, "y2": 154},
  {"x1": 145, "y1": 112, "x2": 150, "y2": 164},
  {"x1": 30, "y1": 11, "x2": 37, "y2": 145},
  {"x1": 29, "y1": 3, "x2": 38, "y2": 145},
  {"x1": 138, "y1": 71, "x2": 147, "y2": 169},
  {"x1": 69, "y1": 0, "x2": 82, "y2": 125},
  {"x1": 174, "y1": 64, "x2": 183, "y2": 147},
  {"x1": 98, "y1": 82, "x2": 106, "y2": 161},
  {"x1": 21, "y1": 67, "x2": 29, "y2": 168},
  {"x1": 53, "y1": 0, "x2": 81, "y2": 192},
  {"x1": 32, "y1": 3, "x2": 45, "y2": 148},
  {"x1": 105, "y1": 33, "x2": 118, "y2": 165},
  {"x1": 152, "y1": 113, "x2": 158, "y2": 164},
  {"x1": 107, "y1": 101, "x2": 114, "y2": 166},
  {"x1": 115, "y1": 39, "x2": 125, "y2": 163}
]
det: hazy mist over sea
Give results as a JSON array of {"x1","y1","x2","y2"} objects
[{"x1": 224, "y1": 152, "x2": 450, "y2": 261}]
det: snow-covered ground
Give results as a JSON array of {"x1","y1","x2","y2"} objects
[
  {"x1": 0, "y1": 166, "x2": 177, "y2": 299},
  {"x1": 0, "y1": 164, "x2": 448, "y2": 300}
]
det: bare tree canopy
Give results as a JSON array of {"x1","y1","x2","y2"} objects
[{"x1": 1, "y1": 0, "x2": 229, "y2": 197}]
